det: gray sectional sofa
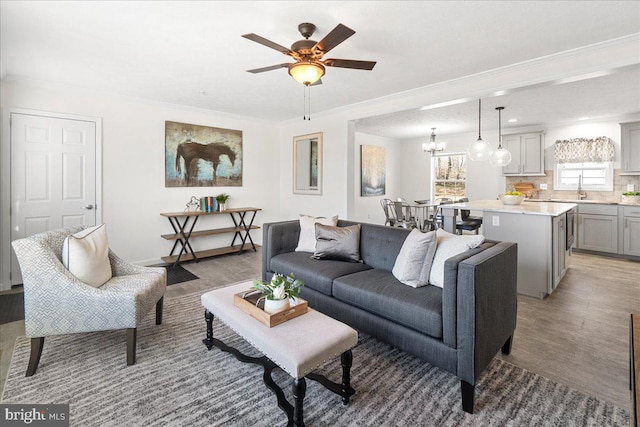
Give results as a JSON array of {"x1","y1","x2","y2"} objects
[{"x1": 262, "y1": 219, "x2": 518, "y2": 413}]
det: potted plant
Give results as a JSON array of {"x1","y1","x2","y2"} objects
[
  {"x1": 253, "y1": 273, "x2": 304, "y2": 314},
  {"x1": 215, "y1": 193, "x2": 230, "y2": 211},
  {"x1": 622, "y1": 191, "x2": 640, "y2": 205}
]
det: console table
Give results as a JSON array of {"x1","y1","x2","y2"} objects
[{"x1": 160, "y1": 207, "x2": 261, "y2": 266}]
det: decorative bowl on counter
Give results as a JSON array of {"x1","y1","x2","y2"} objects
[
  {"x1": 499, "y1": 193, "x2": 525, "y2": 205},
  {"x1": 621, "y1": 193, "x2": 640, "y2": 205}
]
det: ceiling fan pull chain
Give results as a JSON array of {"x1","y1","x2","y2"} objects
[{"x1": 303, "y1": 84, "x2": 312, "y2": 121}]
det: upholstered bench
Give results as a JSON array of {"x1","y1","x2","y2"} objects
[{"x1": 201, "y1": 282, "x2": 358, "y2": 426}]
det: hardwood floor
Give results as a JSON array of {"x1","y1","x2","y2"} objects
[{"x1": 1, "y1": 249, "x2": 638, "y2": 411}]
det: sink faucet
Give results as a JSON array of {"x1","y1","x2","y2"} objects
[{"x1": 577, "y1": 175, "x2": 588, "y2": 200}]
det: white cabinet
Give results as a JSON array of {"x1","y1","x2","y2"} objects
[
  {"x1": 577, "y1": 204, "x2": 618, "y2": 253},
  {"x1": 552, "y1": 214, "x2": 567, "y2": 290},
  {"x1": 502, "y1": 132, "x2": 545, "y2": 176},
  {"x1": 622, "y1": 206, "x2": 640, "y2": 256},
  {"x1": 621, "y1": 122, "x2": 640, "y2": 174}
]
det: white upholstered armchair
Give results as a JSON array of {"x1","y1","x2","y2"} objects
[{"x1": 11, "y1": 225, "x2": 166, "y2": 376}]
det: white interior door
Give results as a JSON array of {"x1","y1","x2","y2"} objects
[{"x1": 10, "y1": 113, "x2": 97, "y2": 285}]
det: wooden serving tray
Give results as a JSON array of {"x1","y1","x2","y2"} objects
[{"x1": 233, "y1": 290, "x2": 308, "y2": 328}]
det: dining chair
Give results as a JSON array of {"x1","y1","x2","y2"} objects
[{"x1": 380, "y1": 198, "x2": 396, "y2": 227}]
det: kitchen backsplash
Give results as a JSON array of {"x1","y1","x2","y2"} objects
[{"x1": 506, "y1": 170, "x2": 640, "y2": 203}]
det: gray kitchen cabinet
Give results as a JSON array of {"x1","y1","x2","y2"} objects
[
  {"x1": 622, "y1": 206, "x2": 640, "y2": 256},
  {"x1": 577, "y1": 204, "x2": 618, "y2": 253},
  {"x1": 552, "y1": 214, "x2": 567, "y2": 290},
  {"x1": 620, "y1": 122, "x2": 640, "y2": 174},
  {"x1": 502, "y1": 132, "x2": 545, "y2": 176}
]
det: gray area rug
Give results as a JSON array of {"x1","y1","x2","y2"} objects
[{"x1": 1, "y1": 291, "x2": 629, "y2": 426}]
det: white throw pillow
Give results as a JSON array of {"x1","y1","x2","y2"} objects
[
  {"x1": 392, "y1": 229, "x2": 437, "y2": 287},
  {"x1": 295, "y1": 214, "x2": 338, "y2": 253},
  {"x1": 62, "y1": 224, "x2": 113, "y2": 288},
  {"x1": 428, "y1": 229, "x2": 485, "y2": 288}
]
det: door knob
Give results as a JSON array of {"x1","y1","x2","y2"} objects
[{"x1": 83, "y1": 205, "x2": 94, "y2": 210}]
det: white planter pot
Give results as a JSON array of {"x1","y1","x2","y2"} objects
[{"x1": 263, "y1": 298, "x2": 289, "y2": 314}]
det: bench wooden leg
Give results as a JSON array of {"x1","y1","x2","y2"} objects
[
  {"x1": 341, "y1": 350, "x2": 353, "y2": 404},
  {"x1": 26, "y1": 337, "x2": 44, "y2": 377},
  {"x1": 203, "y1": 309, "x2": 214, "y2": 350},
  {"x1": 461, "y1": 380, "x2": 474, "y2": 414},
  {"x1": 126, "y1": 328, "x2": 136, "y2": 365},
  {"x1": 156, "y1": 296, "x2": 164, "y2": 325},
  {"x1": 292, "y1": 377, "x2": 306, "y2": 427}
]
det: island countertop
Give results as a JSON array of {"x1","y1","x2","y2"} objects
[{"x1": 440, "y1": 199, "x2": 577, "y2": 216}]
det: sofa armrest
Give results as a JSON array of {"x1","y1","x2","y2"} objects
[
  {"x1": 262, "y1": 220, "x2": 301, "y2": 281},
  {"x1": 455, "y1": 242, "x2": 518, "y2": 385}
]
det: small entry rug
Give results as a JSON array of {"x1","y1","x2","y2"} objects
[
  {"x1": 1, "y1": 291, "x2": 629, "y2": 426},
  {"x1": 164, "y1": 264, "x2": 199, "y2": 286},
  {"x1": 0, "y1": 291, "x2": 24, "y2": 325}
]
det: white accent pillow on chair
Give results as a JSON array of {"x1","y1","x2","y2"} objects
[{"x1": 62, "y1": 223, "x2": 113, "y2": 288}]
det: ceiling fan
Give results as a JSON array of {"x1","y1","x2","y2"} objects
[{"x1": 242, "y1": 22, "x2": 377, "y2": 86}]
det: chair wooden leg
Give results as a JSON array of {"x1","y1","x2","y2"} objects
[
  {"x1": 461, "y1": 380, "x2": 475, "y2": 414},
  {"x1": 26, "y1": 337, "x2": 44, "y2": 377},
  {"x1": 156, "y1": 296, "x2": 164, "y2": 325},
  {"x1": 126, "y1": 328, "x2": 136, "y2": 365}
]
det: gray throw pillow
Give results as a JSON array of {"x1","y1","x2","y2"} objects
[{"x1": 312, "y1": 224, "x2": 361, "y2": 262}]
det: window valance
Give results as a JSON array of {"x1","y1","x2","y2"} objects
[{"x1": 554, "y1": 136, "x2": 615, "y2": 164}]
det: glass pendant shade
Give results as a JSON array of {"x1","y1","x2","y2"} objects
[
  {"x1": 467, "y1": 99, "x2": 490, "y2": 161},
  {"x1": 489, "y1": 106, "x2": 512, "y2": 167},
  {"x1": 467, "y1": 137, "x2": 492, "y2": 161},
  {"x1": 288, "y1": 62, "x2": 325, "y2": 85},
  {"x1": 489, "y1": 147, "x2": 512, "y2": 166}
]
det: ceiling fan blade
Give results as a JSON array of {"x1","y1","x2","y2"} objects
[
  {"x1": 246, "y1": 63, "x2": 292, "y2": 74},
  {"x1": 324, "y1": 59, "x2": 377, "y2": 70},
  {"x1": 242, "y1": 33, "x2": 293, "y2": 55},
  {"x1": 310, "y1": 78, "x2": 323, "y2": 86},
  {"x1": 313, "y1": 23, "x2": 355, "y2": 54}
]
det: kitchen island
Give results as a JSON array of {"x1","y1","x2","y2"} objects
[{"x1": 440, "y1": 200, "x2": 577, "y2": 298}]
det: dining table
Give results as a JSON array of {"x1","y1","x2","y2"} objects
[{"x1": 393, "y1": 200, "x2": 439, "y2": 231}]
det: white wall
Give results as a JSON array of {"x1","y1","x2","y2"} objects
[
  {"x1": 353, "y1": 132, "x2": 401, "y2": 224},
  {"x1": 1, "y1": 79, "x2": 282, "y2": 268},
  {"x1": 399, "y1": 130, "x2": 505, "y2": 202}
]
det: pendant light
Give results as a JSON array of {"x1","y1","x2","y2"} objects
[
  {"x1": 489, "y1": 106, "x2": 512, "y2": 167},
  {"x1": 467, "y1": 99, "x2": 491, "y2": 161}
]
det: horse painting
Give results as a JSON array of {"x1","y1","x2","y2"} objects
[{"x1": 175, "y1": 141, "x2": 237, "y2": 185}]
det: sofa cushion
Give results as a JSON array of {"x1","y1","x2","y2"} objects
[
  {"x1": 270, "y1": 252, "x2": 372, "y2": 296},
  {"x1": 333, "y1": 269, "x2": 443, "y2": 338},
  {"x1": 313, "y1": 223, "x2": 361, "y2": 262},
  {"x1": 358, "y1": 222, "x2": 411, "y2": 271}
]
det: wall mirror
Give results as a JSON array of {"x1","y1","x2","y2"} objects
[{"x1": 293, "y1": 132, "x2": 323, "y2": 195}]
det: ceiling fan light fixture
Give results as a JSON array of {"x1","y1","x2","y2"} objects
[{"x1": 288, "y1": 62, "x2": 325, "y2": 85}]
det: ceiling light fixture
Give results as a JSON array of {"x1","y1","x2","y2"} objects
[
  {"x1": 508, "y1": 118, "x2": 518, "y2": 123},
  {"x1": 423, "y1": 128, "x2": 446, "y2": 156},
  {"x1": 467, "y1": 99, "x2": 492, "y2": 161},
  {"x1": 288, "y1": 62, "x2": 325, "y2": 85},
  {"x1": 489, "y1": 107, "x2": 512, "y2": 167}
]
